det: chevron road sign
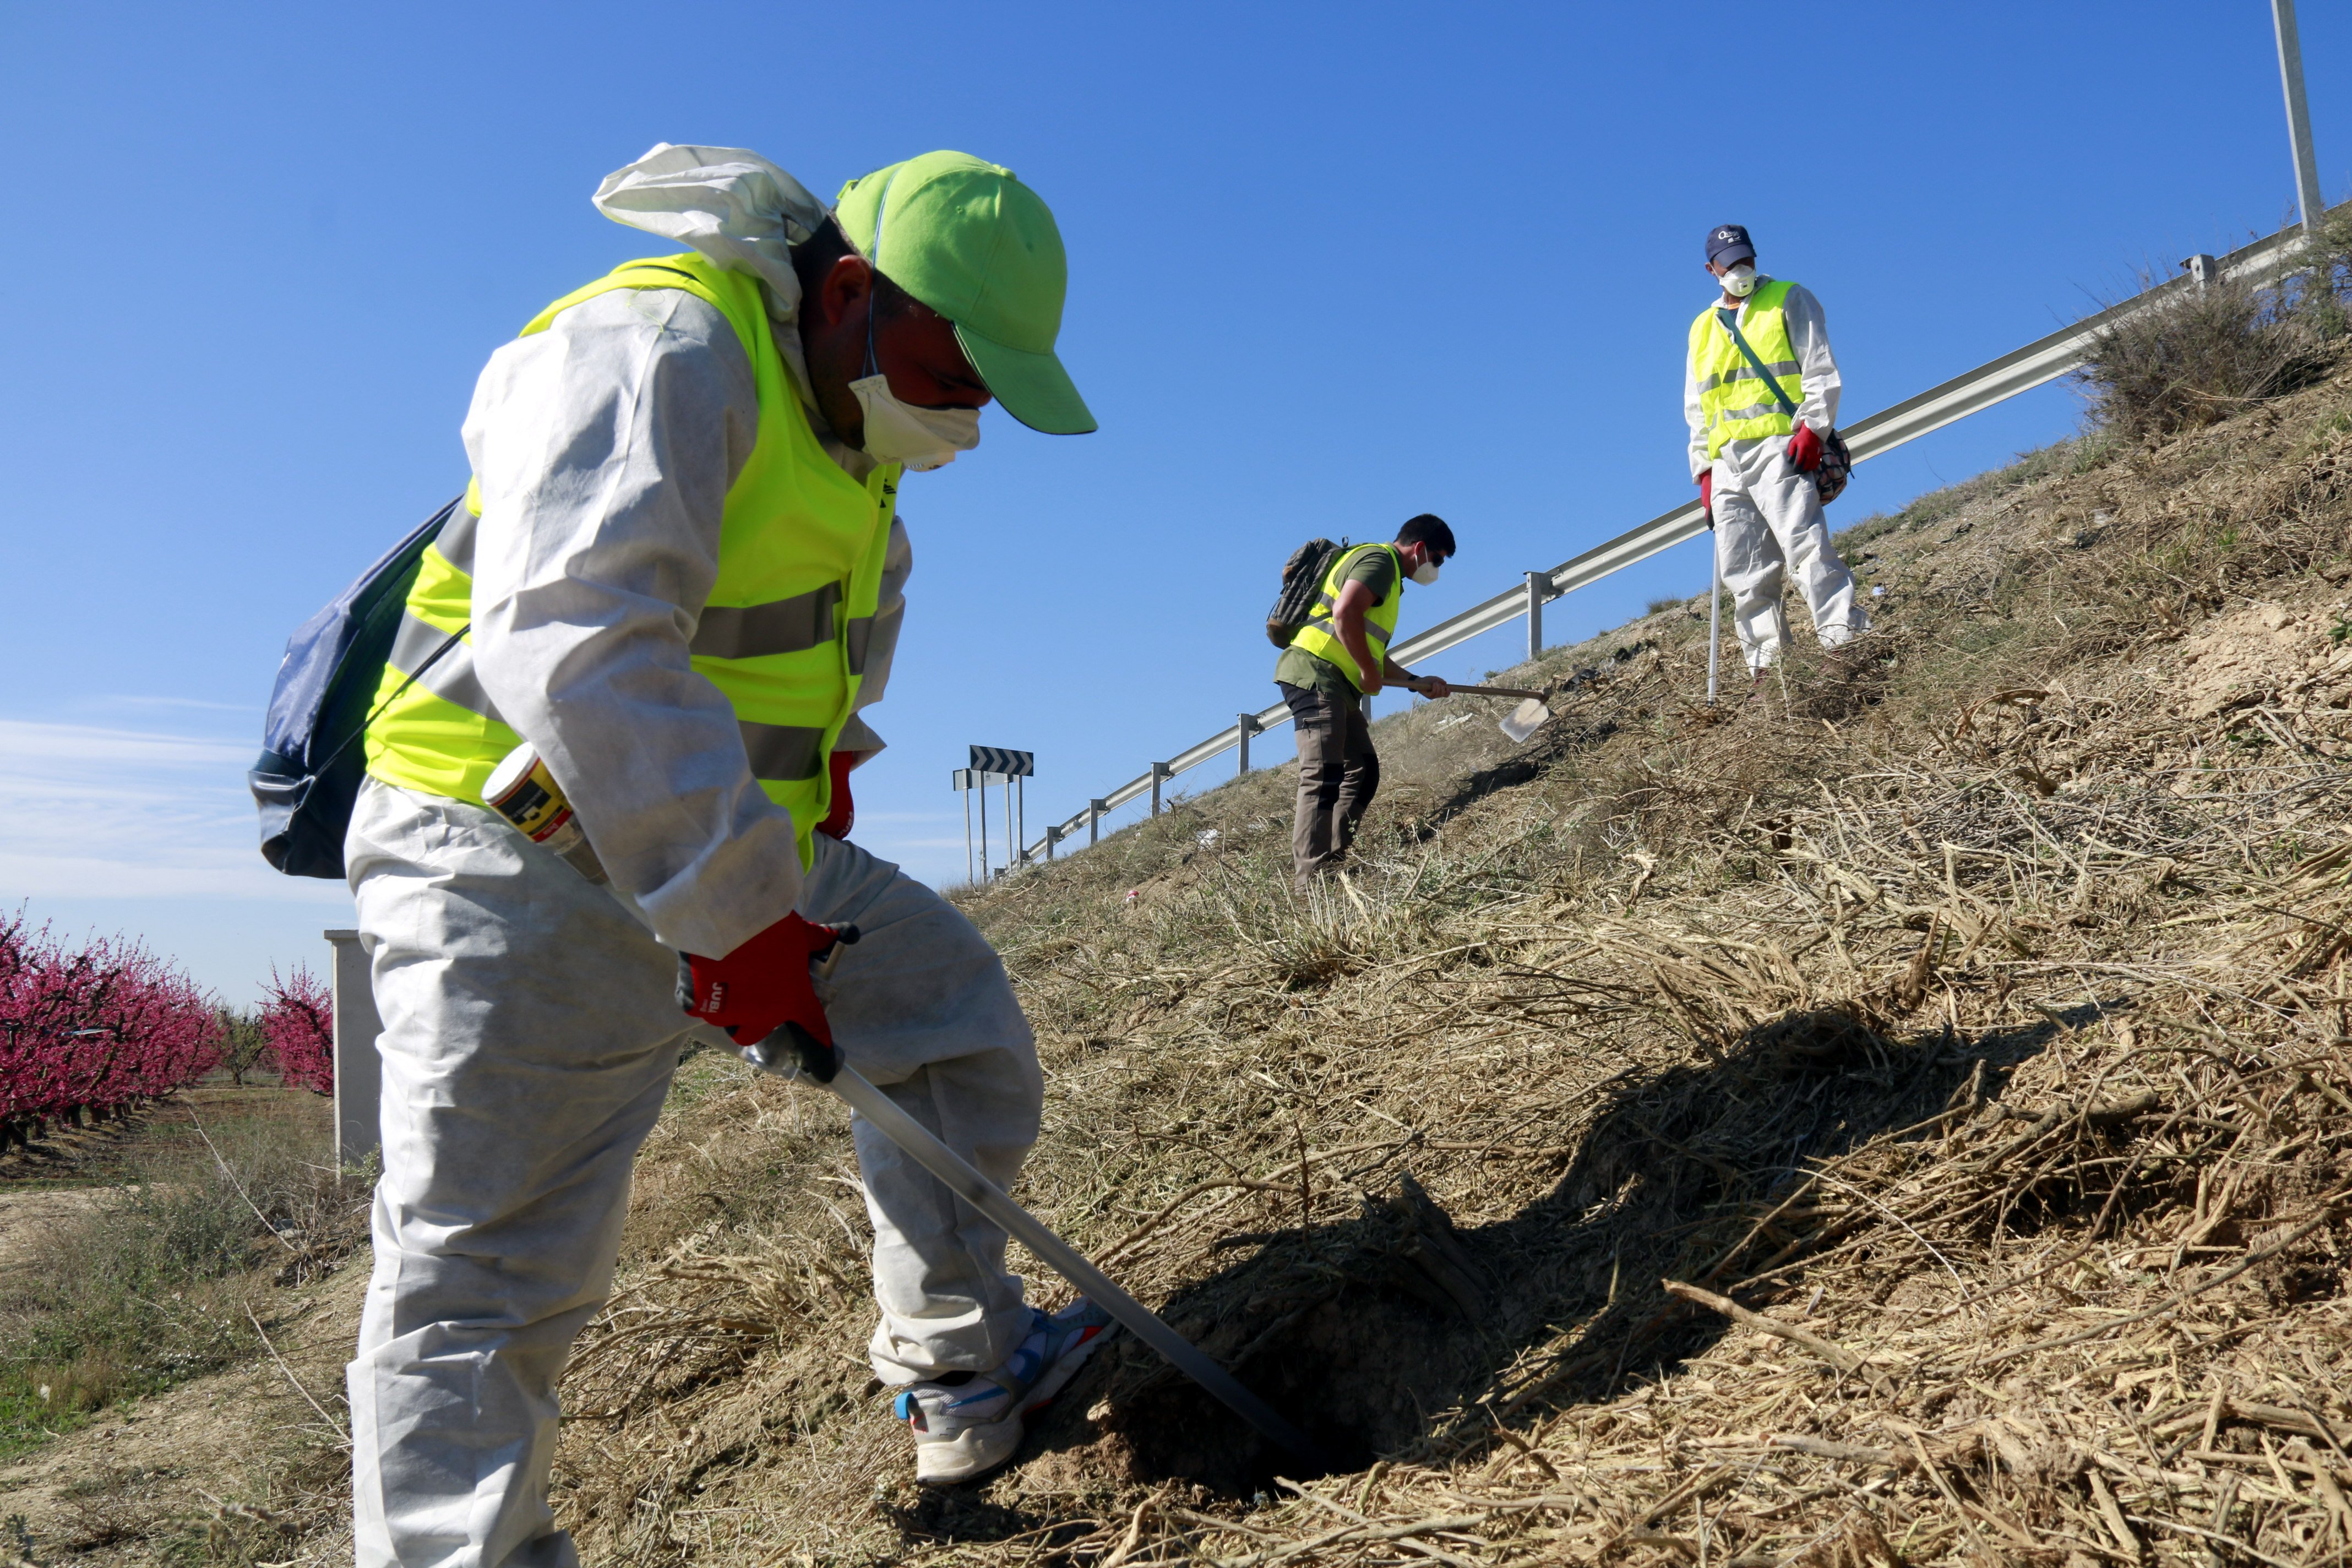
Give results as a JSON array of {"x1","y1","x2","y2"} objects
[
  {"x1": 969, "y1": 745, "x2": 1034, "y2": 777},
  {"x1": 957, "y1": 750, "x2": 1033, "y2": 885}
]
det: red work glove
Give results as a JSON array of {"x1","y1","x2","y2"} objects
[
  {"x1": 817, "y1": 750, "x2": 858, "y2": 840},
  {"x1": 677, "y1": 913, "x2": 858, "y2": 1080},
  {"x1": 1697, "y1": 469, "x2": 1713, "y2": 521},
  {"x1": 1787, "y1": 424, "x2": 1823, "y2": 473}
]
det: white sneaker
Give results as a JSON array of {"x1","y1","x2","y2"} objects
[{"x1": 894, "y1": 1300, "x2": 1115, "y2": 1484}]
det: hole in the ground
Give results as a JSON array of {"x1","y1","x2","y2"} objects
[
  {"x1": 1086, "y1": 1298, "x2": 1407, "y2": 1490},
  {"x1": 1015, "y1": 1022, "x2": 2031, "y2": 1499},
  {"x1": 1033, "y1": 1178, "x2": 1501, "y2": 1496}
]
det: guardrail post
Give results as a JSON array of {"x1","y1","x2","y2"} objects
[
  {"x1": 2182, "y1": 253, "x2": 2218, "y2": 291},
  {"x1": 1150, "y1": 762, "x2": 1170, "y2": 816},
  {"x1": 1237, "y1": 714, "x2": 1260, "y2": 775},
  {"x1": 1526, "y1": 572, "x2": 1549, "y2": 661},
  {"x1": 1046, "y1": 824, "x2": 1060, "y2": 861},
  {"x1": 1089, "y1": 798, "x2": 1105, "y2": 845},
  {"x1": 324, "y1": 928, "x2": 381, "y2": 1168}
]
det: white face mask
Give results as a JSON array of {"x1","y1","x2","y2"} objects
[
  {"x1": 1719, "y1": 264, "x2": 1758, "y2": 298},
  {"x1": 850, "y1": 373, "x2": 981, "y2": 471},
  {"x1": 851, "y1": 300, "x2": 983, "y2": 471},
  {"x1": 1410, "y1": 559, "x2": 1441, "y2": 586}
]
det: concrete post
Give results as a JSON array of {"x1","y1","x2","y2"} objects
[{"x1": 324, "y1": 929, "x2": 381, "y2": 1168}]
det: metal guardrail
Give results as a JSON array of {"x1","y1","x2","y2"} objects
[{"x1": 1023, "y1": 213, "x2": 2322, "y2": 864}]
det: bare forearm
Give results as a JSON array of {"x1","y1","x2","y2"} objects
[{"x1": 1337, "y1": 612, "x2": 1378, "y2": 683}]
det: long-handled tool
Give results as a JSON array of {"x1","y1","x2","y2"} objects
[
  {"x1": 1706, "y1": 526, "x2": 1724, "y2": 706},
  {"x1": 493, "y1": 752, "x2": 1338, "y2": 1470},
  {"x1": 1412, "y1": 682, "x2": 1558, "y2": 746},
  {"x1": 745, "y1": 1019, "x2": 1338, "y2": 1472},
  {"x1": 1427, "y1": 683, "x2": 1547, "y2": 699}
]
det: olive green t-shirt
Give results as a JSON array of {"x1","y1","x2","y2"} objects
[{"x1": 1273, "y1": 545, "x2": 1401, "y2": 703}]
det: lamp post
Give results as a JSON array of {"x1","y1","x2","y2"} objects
[{"x1": 2272, "y1": 1, "x2": 2326, "y2": 236}]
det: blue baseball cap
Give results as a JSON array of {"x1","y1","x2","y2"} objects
[{"x1": 1706, "y1": 224, "x2": 1755, "y2": 266}]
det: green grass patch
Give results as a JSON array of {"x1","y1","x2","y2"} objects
[{"x1": 0, "y1": 1088, "x2": 361, "y2": 1458}]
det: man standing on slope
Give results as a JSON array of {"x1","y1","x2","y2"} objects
[
  {"x1": 1274, "y1": 515, "x2": 1455, "y2": 887},
  {"x1": 1686, "y1": 224, "x2": 1868, "y2": 684},
  {"x1": 347, "y1": 145, "x2": 1102, "y2": 1564}
]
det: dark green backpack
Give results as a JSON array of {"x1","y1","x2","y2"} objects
[{"x1": 1265, "y1": 536, "x2": 1347, "y2": 648}]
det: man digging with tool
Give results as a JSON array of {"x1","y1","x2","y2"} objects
[
  {"x1": 1686, "y1": 224, "x2": 1868, "y2": 694},
  {"x1": 1274, "y1": 515, "x2": 1455, "y2": 886},
  {"x1": 346, "y1": 145, "x2": 1107, "y2": 1564}
]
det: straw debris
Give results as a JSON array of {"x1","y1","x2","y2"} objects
[
  {"x1": 28, "y1": 339, "x2": 2352, "y2": 1568},
  {"x1": 503, "y1": 352, "x2": 2352, "y2": 1566}
]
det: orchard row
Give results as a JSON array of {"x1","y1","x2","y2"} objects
[{"x1": 0, "y1": 913, "x2": 335, "y2": 1150}]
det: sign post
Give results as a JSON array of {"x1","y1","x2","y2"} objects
[
  {"x1": 959, "y1": 770, "x2": 974, "y2": 883},
  {"x1": 951, "y1": 767, "x2": 998, "y2": 884},
  {"x1": 968, "y1": 748, "x2": 1034, "y2": 878}
]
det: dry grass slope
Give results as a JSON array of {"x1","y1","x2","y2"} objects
[
  {"x1": 513, "y1": 355, "x2": 2352, "y2": 1566},
  {"x1": 20, "y1": 334, "x2": 2352, "y2": 1568}
]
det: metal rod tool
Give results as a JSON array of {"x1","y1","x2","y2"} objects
[
  {"x1": 1707, "y1": 529, "x2": 1723, "y2": 706},
  {"x1": 1415, "y1": 683, "x2": 1548, "y2": 700},
  {"x1": 821, "y1": 1059, "x2": 1338, "y2": 1470}
]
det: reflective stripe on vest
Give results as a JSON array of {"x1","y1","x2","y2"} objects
[
  {"x1": 1689, "y1": 279, "x2": 1801, "y2": 461},
  {"x1": 361, "y1": 514, "x2": 520, "y2": 802},
  {"x1": 363, "y1": 253, "x2": 900, "y2": 869},
  {"x1": 1286, "y1": 543, "x2": 1403, "y2": 693}
]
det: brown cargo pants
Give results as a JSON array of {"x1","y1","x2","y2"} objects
[{"x1": 1280, "y1": 681, "x2": 1380, "y2": 885}]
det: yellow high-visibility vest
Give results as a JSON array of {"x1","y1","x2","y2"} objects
[
  {"x1": 363, "y1": 253, "x2": 900, "y2": 872},
  {"x1": 1287, "y1": 543, "x2": 1403, "y2": 693},
  {"x1": 1689, "y1": 279, "x2": 1802, "y2": 461}
]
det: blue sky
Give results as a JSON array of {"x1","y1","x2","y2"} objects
[{"x1": 1, "y1": 1, "x2": 2342, "y2": 1001}]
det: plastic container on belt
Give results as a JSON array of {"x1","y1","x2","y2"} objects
[{"x1": 483, "y1": 743, "x2": 609, "y2": 884}]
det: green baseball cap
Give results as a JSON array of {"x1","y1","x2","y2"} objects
[{"x1": 834, "y1": 152, "x2": 1096, "y2": 436}]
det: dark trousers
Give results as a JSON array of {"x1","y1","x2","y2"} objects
[{"x1": 1281, "y1": 682, "x2": 1379, "y2": 884}]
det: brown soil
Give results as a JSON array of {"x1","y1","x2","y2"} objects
[
  {"x1": 0, "y1": 1188, "x2": 104, "y2": 1276},
  {"x1": 0, "y1": 1266, "x2": 364, "y2": 1564}
]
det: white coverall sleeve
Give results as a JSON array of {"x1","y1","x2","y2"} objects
[
  {"x1": 1779, "y1": 284, "x2": 1841, "y2": 433},
  {"x1": 834, "y1": 516, "x2": 911, "y2": 758},
  {"x1": 464, "y1": 285, "x2": 805, "y2": 961},
  {"x1": 1684, "y1": 347, "x2": 1711, "y2": 482}
]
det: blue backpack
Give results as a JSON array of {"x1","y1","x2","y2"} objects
[{"x1": 248, "y1": 495, "x2": 468, "y2": 878}]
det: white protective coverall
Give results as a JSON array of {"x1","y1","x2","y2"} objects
[
  {"x1": 345, "y1": 147, "x2": 1042, "y2": 1568},
  {"x1": 1684, "y1": 278, "x2": 1870, "y2": 669}
]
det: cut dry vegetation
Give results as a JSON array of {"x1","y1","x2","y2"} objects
[
  {"x1": 521, "y1": 350, "x2": 2352, "y2": 1566},
  {"x1": 19, "y1": 306, "x2": 2352, "y2": 1567}
]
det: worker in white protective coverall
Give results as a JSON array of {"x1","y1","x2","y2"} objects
[
  {"x1": 1685, "y1": 223, "x2": 1869, "y2": 684},
  {"x1": 345, "y1": 145, "x2": 1107, "y2": 1565}
]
